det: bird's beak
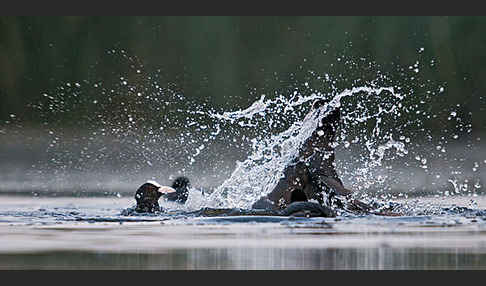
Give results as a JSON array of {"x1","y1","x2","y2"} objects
[{"x1": 158, "y1": 186, "x2": 177, "y2": 194}]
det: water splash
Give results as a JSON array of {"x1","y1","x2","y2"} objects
[
  {"x1": 202, "y1": 86, "x2": 407, "y2": 208},
  {"x1": 13, "y1": 49, "x2": 481, "y2": 214}
]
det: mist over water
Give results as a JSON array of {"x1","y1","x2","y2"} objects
[{"x1": 1, "y1": 49, "x2": 484, "y2": 214}]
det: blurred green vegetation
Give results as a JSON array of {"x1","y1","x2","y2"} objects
[{"x1": 1, "y1": 16, "x2": 485, "y2": 134}]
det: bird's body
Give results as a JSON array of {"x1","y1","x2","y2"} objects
[{"x1": 252, "y1": 100, "x2": 350, "y2": 212}]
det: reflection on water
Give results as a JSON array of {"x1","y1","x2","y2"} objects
[{"x1": 1, "y1": 248, "x2": 486, "y2": 270}]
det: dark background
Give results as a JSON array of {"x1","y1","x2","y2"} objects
[{"x1": 0, "y1": 16, "x2": 485, "y2": 135}]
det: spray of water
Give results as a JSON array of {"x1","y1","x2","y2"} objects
[
  {"x1": 7, "y1": 48, "x2": 481, "y2": 214},
  {"x1": 204, "y1": 86, "x2": 401, "y2": 208}
]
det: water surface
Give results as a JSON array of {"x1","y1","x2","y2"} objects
[{"x1": 1, "y1": 195, "x2": 486, "y2": 269}]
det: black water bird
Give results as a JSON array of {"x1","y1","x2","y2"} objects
[
  {"x1": 134, "y1": 177, "x2": 192, "y2": 213},
  {"x1": 134, "y1": 180, "x2": 176, "y2": 213},
  {"x1": 252, "y1": 99, "x2": 352, "y2": 211}
]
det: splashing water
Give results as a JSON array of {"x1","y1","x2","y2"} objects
[
  {"x1": 204, "y1": 86, "x2": 401, "y2": 209},
  {"x1": 11, "y1": 49, "x2": 481, "y2": 214}
]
